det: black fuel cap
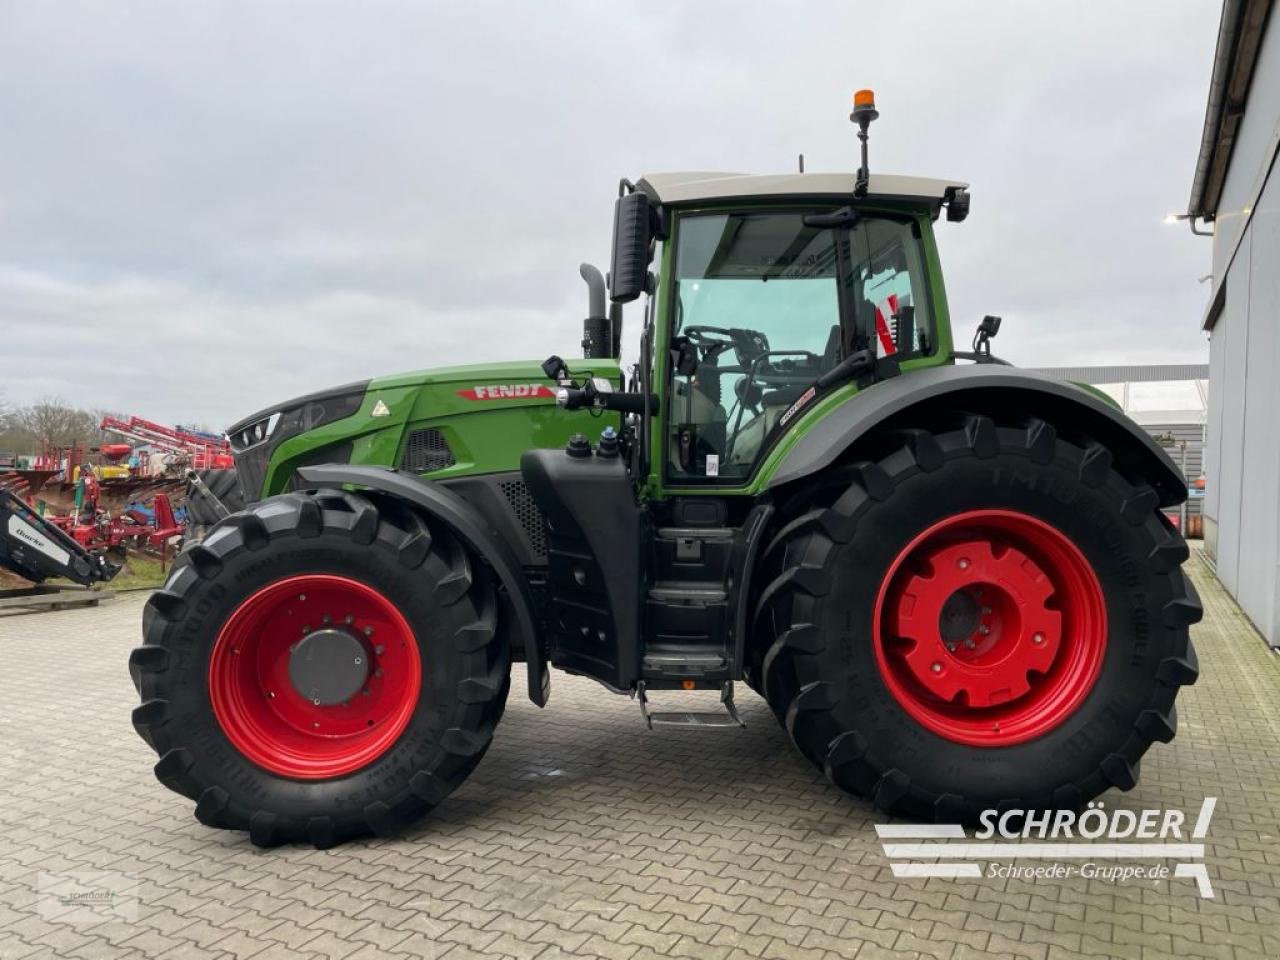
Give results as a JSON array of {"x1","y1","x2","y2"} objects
[{"x1": 566, "y1": 433, "x2": 592, "y2": 458}]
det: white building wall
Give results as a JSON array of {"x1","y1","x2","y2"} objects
[
  {"x1": 1204, "y1": 15, "x2": 1280, "y2": 647},
  {"x1": 1236, "y1": 168, "x2": 1280, "y2": 645}
]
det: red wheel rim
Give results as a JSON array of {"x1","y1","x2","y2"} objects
[
  {"x1": 208, "y1": 574, "x2": 421, "y2": 779},
  {"x1": 873, "y1": 510, "x2": 1106, "y2": 747}
]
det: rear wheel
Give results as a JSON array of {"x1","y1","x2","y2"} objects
[
  {"x1": 753, "y1": 416, "x2": 1201, "y2": 820},
  {"x1": 130, "y1": 489, "x2": 509, "y2": 847}
]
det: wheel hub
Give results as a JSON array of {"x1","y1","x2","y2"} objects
[
  {"x1": 289, "y1": 628, "x2": 369, "y2": 706},
  {"x1": 891, "y1": 537, "x2": 1062, "y2": 707},
  {"x1": 874, "y1": 509, "x2": 1107, "y2": 747}
]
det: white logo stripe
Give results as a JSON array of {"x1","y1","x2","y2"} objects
[
  {"x1": 1174, "y1": 863, "x2": 1215, "y2": 898},
  {"x1": 882, "y1": 842, "x2": 1205, "y2": 860},
  {"x1": 890, "y1": 863, "x2": 982, "y2": 878},
  {"x1": 1191, "y1": 798, "x2": 1217, "y2": 839},
  {"x1": 874, "y1": 824, "x2": 967, "y2": 839}
]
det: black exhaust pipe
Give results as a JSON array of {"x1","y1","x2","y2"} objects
[{"x1": 580, "y1": 263, "x2": 611, "y2": 358}]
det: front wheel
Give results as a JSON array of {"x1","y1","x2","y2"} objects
[
  {"x1": 753, "y1": 416, "x2": 1201, "y2": 821},
  {"x1": 130, "y1": 489, "x2": 509, "y2": 847}
]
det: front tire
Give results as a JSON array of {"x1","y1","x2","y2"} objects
[
  {"x1": 130, "y1": 489, "x2": 509, "y2": 847},
  {"x1": 753, "y1": 415, "x2": 1201, "y2": 821}
]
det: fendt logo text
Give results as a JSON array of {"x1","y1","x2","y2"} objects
[
  {"x1": 456, "y1": 384, "x2": 556, "y2": 401},
  {"x1": 878, "y1": 798, "x2": 1217, "y2": 898}
]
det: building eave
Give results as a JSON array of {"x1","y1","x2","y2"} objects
[{"x1": 1188, "y1": 0, "x2": 1275, "y2": 219}]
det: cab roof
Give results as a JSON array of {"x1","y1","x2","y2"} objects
[{"x1": 637, "y1": 171, "x2": 967, "y2": 214}]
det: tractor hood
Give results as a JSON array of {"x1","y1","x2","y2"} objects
[{"x1": 226, "y1": 357, "x2": 623, "y2": 502}]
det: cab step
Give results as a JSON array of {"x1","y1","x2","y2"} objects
[
  {"x1": 636, "y1": 681, "x2": 745, "y2": 729},
  {"x1": 641, "y1": 650, "x2": 727, "y2": 677}
]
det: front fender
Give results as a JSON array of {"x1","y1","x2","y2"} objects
[
  {"x1": 767, "y1": 365, "x2": 1187, "y2": 507},
  {"x1": 296, "y1": 464, "x2": 548, "y2": 706}
]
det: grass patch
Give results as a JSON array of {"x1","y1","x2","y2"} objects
[{"x1": 107, "y1": 551, "x2": 172, "y2": 590}]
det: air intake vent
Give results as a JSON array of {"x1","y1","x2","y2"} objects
[
  {"x1": 400, "y1": 428, "x2": 456, "y2": 473},
  {"x1": 500, "y1": 479, "x2": 546, "y2": 559}
]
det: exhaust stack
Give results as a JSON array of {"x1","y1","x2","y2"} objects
[{"x1": 580, "y1": 263, "x2": 612, "y2": 358}]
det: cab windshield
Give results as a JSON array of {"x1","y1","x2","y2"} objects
[{"x1": 666, "y1": 209, "x2": 933, "y2": 482}]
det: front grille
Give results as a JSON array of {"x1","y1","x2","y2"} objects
[
  {"x1": 500, "y1": 479, "x2": 547, "y2": 559},
  {"x1": 400, "y1": 428, "x2": 456, "y2": 473}
]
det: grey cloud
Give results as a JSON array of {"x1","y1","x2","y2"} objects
[{"x1": 0, "y1": 0, "x2": 1217, "y2": 427}]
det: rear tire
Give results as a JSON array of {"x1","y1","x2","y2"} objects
[
  {"x1": 752, "y1": 415, "x2": 1201, "y2": 821},
  {"x1": 130, "y1": 488, "x2": 509, "y2": 847}
]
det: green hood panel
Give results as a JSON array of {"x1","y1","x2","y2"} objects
[{"x1": 255, "y1": 357, "x2": 623, "y2": 498}]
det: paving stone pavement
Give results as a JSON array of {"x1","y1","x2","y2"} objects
[{"x1": 1, "y1": 548, "x2": 1278, "y2": 960}]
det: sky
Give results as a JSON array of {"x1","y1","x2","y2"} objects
[{"x1": 0, "y1": 0, "x2": 1221, "y2": 429}]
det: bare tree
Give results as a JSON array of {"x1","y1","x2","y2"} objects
[{"x1": 14, "y1": 397, "x2": 97, "y2": 448}]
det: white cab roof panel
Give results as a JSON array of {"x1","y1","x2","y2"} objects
[{"x1": 638, "y1": 171, "x2": 967, "y2": 206}]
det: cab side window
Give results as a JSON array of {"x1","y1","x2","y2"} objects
[{"x1": 851, "y1": 218, "x2": 934, "y2": 358}]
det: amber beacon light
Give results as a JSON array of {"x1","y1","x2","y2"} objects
[{"x1": 850, "y1": 89, "x2": 879, "y2": 196}]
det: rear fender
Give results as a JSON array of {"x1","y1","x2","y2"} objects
[
  {"x1": 767, "y1": 365, "x2": 1187, "y2": 506},
  {"x1": 296, "y1": 464, "x2": 548, "y2": 706}
]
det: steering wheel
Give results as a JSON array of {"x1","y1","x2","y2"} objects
[
  {"x1": 683, "y1": 325, "x2": 736, "y2": 348},
  {"x1": 684, "y1": 325, "x2": 771, "y2": 368}
]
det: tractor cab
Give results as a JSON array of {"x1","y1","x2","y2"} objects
[{"x1": 636, "y1": 178, "x2": 961, "y2": 483}]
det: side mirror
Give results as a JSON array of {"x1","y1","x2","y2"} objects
[
  {"x1": 609, "y1": 191, "x2": 651, "y2": 304},
  {"x1": 945, "y1": 186, "x2": 971, "y2": 223}
]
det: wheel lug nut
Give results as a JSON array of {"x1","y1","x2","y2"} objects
[
  {"x1": 930, "y1": 662, "x2": 943, "y2": 674},
  {"x1": 312, "y1": 698, "x2": 320, "y2": 705},
  {"x1": 374, "y1": 645, "x2": 384, "y2": 655},
  {"x1": 302, "y1": 625, "x2": 310, "y2": 634},
  {"x1": 1032, "y1": 632, "x2": 1045, "y2": 645},
  {"x1": 345, "y1": 615, "x2": 355, "y2": 625},
  {"x1": 374, "y1": 668, "x2": 383, "y2": 678},
  {"x1": 322, "y1": 615, "x2": 332, "y2": 625},
  {"x1": 957, "y1": 558, "x2": 970, "y2": 570},
  {"x1": 299, "y1": 594, "x2": 306, "y2": 602},
  {"x1": 363, "y1": 626, "x2": 375, "y2": 637},
  {"x1": 982, "y1": 607, "x2": 992, "y2": 615},
  {"x1": 978, "y1": 625, "x2": 990, "y2": 636}
]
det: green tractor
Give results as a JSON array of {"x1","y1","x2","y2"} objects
[{"x1": 131, "y1": 93, "x2": 1200, "y2": 847}]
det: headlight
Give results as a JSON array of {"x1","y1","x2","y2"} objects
[
  {"x1": 225, "y1": 381, "x2": 369, "y2": 501},
  {"x1": 229, "y1": 412, "x2": 282, "y2": 453},
  {"x1": 227, "y1": 381, "x2": 369, "y2": 454}
]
